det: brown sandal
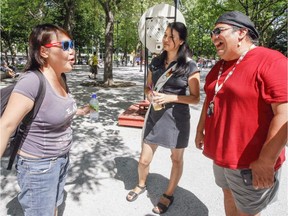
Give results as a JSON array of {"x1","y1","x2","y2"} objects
[
  {"x1": 126, "y1": 185, "x2": 146, "y2": 202},
  {"x1": 152, "y1": 193, "x2": 174, "y2": 214}
]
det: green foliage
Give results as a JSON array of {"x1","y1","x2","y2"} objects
[
  {"x1": 224, "y1": 0, "x2": 287, "y2": 53},
  {"x1": 114, "y1": 0, "x2": 174, "y2": 57},
  {"x1": 183, "y1": 0, "x2": 287, "y2": 58},
  {"x1": 1, "y1": 0, "x2": 53, "y2": 61},
  {"x1": 72, "y1": 0, "x2": 105, "y2": 58},
  {"x1": 182, "y1": 0, "x2": 224, "y2": 59},
  {"x1": 1, "y1": 0, "x2": 286, "y2": 67}
]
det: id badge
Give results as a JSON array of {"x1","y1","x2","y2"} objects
[{"x1": 207, "y1": 101, "x2": 214, "y2": 117}]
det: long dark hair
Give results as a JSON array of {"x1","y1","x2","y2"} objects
[
  {"x1": 160, "y1": 22, "x2": 193, "y2": 76},
  {"x1": 24, "y1": 23, "x2": 72, "y2": 72}
]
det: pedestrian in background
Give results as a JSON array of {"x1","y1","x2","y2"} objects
[
  {"x1": 89, "y1": 51, "x2": 98, "y2": 79},
  {"x1": 195, "y1": 11, "x2": 287, "y2": 216},
  {"x1": 0, "y1": 60, "x2": 20, "y2": 78},
  {"x1": 126, "y1": 22, "x2": 200, "y2": 214},
  {"x1": 0, "y1": 23, "x2": 90, "y2": 216}
]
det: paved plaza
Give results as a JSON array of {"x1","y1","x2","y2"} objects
[{"x1": 0, "y1": 65, "x2": 287, "y2": 216}]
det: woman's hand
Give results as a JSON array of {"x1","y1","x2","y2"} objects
[
  {"x1": 146, "y1": 91, "x2": 153, "y2": 103},
  {"x1": 153, "y1": 92, "x2": 176, "y2": 105},
  {"x1": 76, "y1": 104, "x2": 90, "y2": 116}
]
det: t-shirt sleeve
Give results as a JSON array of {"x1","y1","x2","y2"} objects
[
  {"x1": 12, "y1": 72, "x2": 41, "y2": 102},
  {"x1": 148, "y1": 56, "x2": 162, "y2": 72},
  {"x1": 187, "y1": 59, "x2": 200, "y2": 77},
  {"x1": 258, "y1": 57, "x2": 288, "y2": 104}
]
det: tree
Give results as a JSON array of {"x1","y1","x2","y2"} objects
[
  {"x1": 181, "y1": 0, "x2": 223, "y2": 59},
  {"x1": 96, "y1": 0, "x2": 120, "y2": 85},
  {"x1": 94, "y1": 0, "x2": 168, "y2": 84},
  {"x1": 2, "y1": 0, "x2": 285, "y2": 71},
  {"x1": 71, "y1": 0, "x2": 104, "y2": 62},
  {"x1": 1, "y1": 0, "x2": 51, "y2": 64},
  {"x1": 225, "y1": 0, "x2": 287, "y2": 52},
  {"x1": 183, "y1": 0, "x2": 287, "y2": 59}
]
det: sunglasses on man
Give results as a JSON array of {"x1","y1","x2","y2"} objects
[
  {"x1": 210, "y1": 27, "x2": 232, "y2": 37},
  {"x1": 44, "y1": 40, "x2": 74, "y2": 51}
]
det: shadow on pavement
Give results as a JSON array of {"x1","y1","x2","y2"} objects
[
  {"x1": 114, "y1": 157, "x2": 209, "y2": 216},
  {"x1": 0, "y1": 66, "x2": 208, "y2": 215},
  {"x1": 6, "y1": 197, "x2": 23, "y2": 216}
]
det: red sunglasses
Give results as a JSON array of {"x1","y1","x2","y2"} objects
[{"x1": 44, "y1": 40, "x2": 74, "y2": 51}]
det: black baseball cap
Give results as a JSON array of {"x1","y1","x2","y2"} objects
[{"x1": 215, "y1": 11, "x2": 259, "y2": 39}]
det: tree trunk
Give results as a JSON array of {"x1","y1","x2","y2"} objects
[
  {"x1": 7, "y1": 40, "x2": 15, "y2": 65},
  {"x1": 104, "y1": 10, "x2": 114, "y2": 85},
  {"x1": 98, "y1": 0, "x2": 115, "y2": 85},
  {"x1": 63, "y1": 0, "x2": 76, "y2": 35}
]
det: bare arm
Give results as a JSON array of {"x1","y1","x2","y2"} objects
[
  {"x1": 153, "y1": 71, "x2": 200, "y2": 105},
  {"x1": 76, "y1": 104, "x2": 90, "y2": 116},
  {"x1": 195, "y1": 97, "x2": 207, "y2": 150},
  {"x1": 249, "y1": 102, "x2": 288, "y2": 189},
  {"x1": 144, "y1": 69, "x2": 153, "y2": 102},
  {"x1": 0, "y1": 93, "x2": 33, "y2": 157}
]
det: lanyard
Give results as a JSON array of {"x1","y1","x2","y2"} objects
[
  {"x1": 207, "y1": 45, "x2": 255, "y2": 117},
  {"x1": 212, "y1": 45, "x2": 255, "y2": 101}
]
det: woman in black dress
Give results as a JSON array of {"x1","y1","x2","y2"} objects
[{"x1": 126, "y1": 22, "x2": 200, "y2": 214}]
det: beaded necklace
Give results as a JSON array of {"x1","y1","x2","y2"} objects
[{"x1": 207, "y1": 45, "x2": 255, "y2": 117}]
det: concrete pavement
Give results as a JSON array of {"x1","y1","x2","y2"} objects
[{"x1": 1, "y1": 65, "x2": 287, "y2": 216}]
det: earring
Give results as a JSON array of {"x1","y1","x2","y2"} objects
[{"x1": 237, "y1": 41, "x2": 241, "y2": 47}]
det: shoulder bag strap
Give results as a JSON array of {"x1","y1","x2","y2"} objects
[
  {"x1": 141, "y1": 63, "x2": 177, "y2": 142},
  {"x1": 154, "y1": 63, "x2": 177, "y2": 92}
]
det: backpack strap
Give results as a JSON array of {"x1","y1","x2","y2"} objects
[
  {"x1": 7, "y1": 70, "x2": 46, "y2": 170},
  {"x1": 23, "y1": 71, "x2": 46, "y2": 124},
  {"x1": 61, "y1": 73, "x2": 69, "y2": 93}
]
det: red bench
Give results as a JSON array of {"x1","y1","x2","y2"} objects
[{"x1": 118, "y1": 100, "x2": 150, "y2": 128}]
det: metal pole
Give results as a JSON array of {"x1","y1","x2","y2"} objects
[
  {"x1": 116, "y1": 21, "x2": 119, "y2": 67},
  {"x1": 174, "y1": 0, "x2": 179, "y2": 22},
  {"x1": 139, "y1": 0, "x2": 143, "y2": 72},
  {"x1": 143, "y1": 17, "x2": 152, "y2": 100}
]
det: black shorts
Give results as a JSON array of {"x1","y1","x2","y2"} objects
[{"x1": 90, "y1": 65, "x2": 98, "y2": 74}]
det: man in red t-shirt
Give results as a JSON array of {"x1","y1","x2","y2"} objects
[{"x1": 195, "y1": 11, "x2": 287, "y2": 216}]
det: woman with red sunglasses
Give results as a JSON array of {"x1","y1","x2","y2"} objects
[{"x1": 0, "y1": 24, "x2": 90, "y2": 216}]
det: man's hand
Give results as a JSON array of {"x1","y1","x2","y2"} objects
[
  {"x1": 195, "y1": 131, "x2": 204, "y2": 150},
  {"x1": 249, "y1": 157, "x2": 275, "y2": 189}
]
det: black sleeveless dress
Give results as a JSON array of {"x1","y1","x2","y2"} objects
[{"x1": 143, "y1": 57, "x2": 199, "y2": 149}]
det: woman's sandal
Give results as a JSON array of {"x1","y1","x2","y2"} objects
[
  {"x1": 126, "y1": 185, "x2": 146, "y2": 202},
  {"x1": 152, "y1": 193, "x2": 174, "y2": 214}
]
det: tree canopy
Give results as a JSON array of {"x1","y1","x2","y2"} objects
[{"x1": 1, "y1": 0, "x2": 286, "y2": 82}]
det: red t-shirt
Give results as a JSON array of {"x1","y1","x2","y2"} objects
[{"x1": 203, "y1": 47, "x2": 287, "y2": 169}]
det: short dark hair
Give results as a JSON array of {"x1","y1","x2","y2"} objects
[{"x1": 25, "y1": 23, "x2": 72, "y2": 71}]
